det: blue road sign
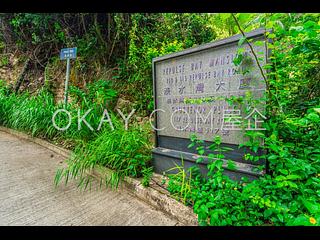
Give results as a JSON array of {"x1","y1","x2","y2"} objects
[{"x1": 60, "y1": 47, "x2": 77, "y2": 60}]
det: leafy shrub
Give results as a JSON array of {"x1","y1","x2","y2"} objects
[
  {"x1": 54, "y1": 118, "x2": 152, "y2": 189},
  {"x1": 0, "y1": 79, "x2": 152, "y2": 188},
  {"x1": 0, "y1": 81, "x2": 116, "y2": 146},
  {"x1": 0, "y1": 86, "x2": 58, "y2": 138},
  {"x1": 166, "y1": 13, "x2": 320, "y2": 226},
  {"x1": 69, "y1": 79, "x2": 117, "y2": 109}
]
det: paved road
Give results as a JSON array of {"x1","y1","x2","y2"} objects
[{"x1": 0, "y1": 131, "x2": 179, "y2": 226}]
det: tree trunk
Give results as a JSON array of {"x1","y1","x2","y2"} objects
[{"x1": 14, "y1": 57, "x2": 31, "y2": 93}]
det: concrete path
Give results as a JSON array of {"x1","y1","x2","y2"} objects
[{"x1": 0, "y1": 131, "x2": 179, "y2": 226}]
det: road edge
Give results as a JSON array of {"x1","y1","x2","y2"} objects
[{"x1": 0, "y1": 126, "x2": 198, "y2": 226}]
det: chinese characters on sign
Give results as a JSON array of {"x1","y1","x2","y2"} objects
[
  {"x1": 154, "y1": 36, "x2": 267, "y2": 145},
  {"x1": 60, "y1": 47, "x2": 77, "y2": 60}
]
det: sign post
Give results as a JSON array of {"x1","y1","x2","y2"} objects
[{"x1": 60, "y1": 47, "x2": 77, "y2": 108}]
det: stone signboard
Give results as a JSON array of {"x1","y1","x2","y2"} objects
[{"x1": 151, "y1": 28, "x2": 270, "y2": 180}]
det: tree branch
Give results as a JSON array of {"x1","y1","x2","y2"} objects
[
  {"x1": 231, "y1": 13, "x2": 270, "y2": 92},
  {"x1": 232, "y1": 13, "x2": 284, "y2": 115}
]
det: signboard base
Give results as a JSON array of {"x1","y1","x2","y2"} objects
[{"x1": 152, "y1": 147, "x2": 264, "y2": 181}]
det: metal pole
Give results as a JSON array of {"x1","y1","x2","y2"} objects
[{"x1": 64, "y1": 58, "x2": 70, "y2": 108}]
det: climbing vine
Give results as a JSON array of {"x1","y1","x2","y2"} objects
[{"x1": 166, "y1": 13, "x2": 320, "y2": 226}]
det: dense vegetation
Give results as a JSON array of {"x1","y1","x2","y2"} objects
[
  {"x1": 0, "y1": 13, "x2": 320, "y2": 226},
  {"x1": 0, "y1": 78, "x2": 153, "y2": 187},
  {"x1": 167, "y1": 13, "x2": 320, "y2": 226},
  {"x1": 1, "y1": 13, "x2": 232, "y2": 114}
]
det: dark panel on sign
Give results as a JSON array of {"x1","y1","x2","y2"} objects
[{"x1": 157, "y1": 135, "x2": 265, "y2": 165}]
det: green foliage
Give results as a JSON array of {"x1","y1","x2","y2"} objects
[
  {"x1": 54, "y1": 119, "x2": 152, "y2": 189},
  {"x1": 166, "y1": 13, "x2": 320, "y2": 226},
  {"x1": 116, "y1": 13, "x2": 220, "y2": 114},
  {"x1": 1, "y1": 13, "x2": 320, "y2": 226},
  {"x1": 0, "y1": 55, "x2": 9, "y2": 67},
  {"x1": 0, "y1": 13, "x2": 241, "y2": 115},
  {"x1": 141, "y1": 166, "x2": 154, "y2": 187},
  {"x1": 0, "y1": 85, "x2": 96, "y2": 146},
  {"x1": 0, "y1": 79, "x2": 152, "y2": 190},
  {"x1": 69, "y1": 79, "x2": 118, "y2": 109},
  {"x1": 166, "y1": 159, "x2": 196, "y2": 205},
  {"x1": 0, "y1": 86, "x2": 58, "y2": 138}
]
